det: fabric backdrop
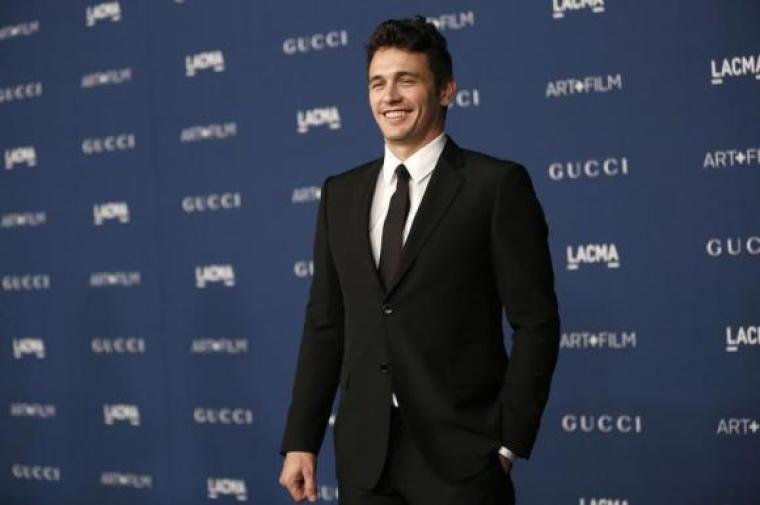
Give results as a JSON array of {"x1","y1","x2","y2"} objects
[{"x1": 1, "y1": 1, "x2": 758, "y2": 504}]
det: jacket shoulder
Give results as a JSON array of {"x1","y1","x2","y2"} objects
[
  {"x1": 460, "y1": 148, "x2": 524, "y2": 174},
  {"x1": 458, "y1": 147, "x2": 533, "y2": 187},
  {"x1": 323, "y1": 157, "x2": 381, "y2": 188}
]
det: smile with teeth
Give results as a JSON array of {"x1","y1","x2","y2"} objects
[{"x1": 383, "y1": 109, "x2": 411, "y2": 120}]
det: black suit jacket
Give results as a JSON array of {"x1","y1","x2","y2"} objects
[{"x1": 281, "y1": 137, "x2": 560, "y2": 488}]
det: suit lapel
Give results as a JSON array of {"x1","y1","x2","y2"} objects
[
  {"x1": 355, "y1": 158, "x2": 386, "y2": 295},
  {"x1": 384, "y1": 137, "x2": 465, "y2": 299}
]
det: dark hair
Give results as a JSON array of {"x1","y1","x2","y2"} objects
[{"x1": 366, "y1": 15, "x2": 454, "y2": 92}]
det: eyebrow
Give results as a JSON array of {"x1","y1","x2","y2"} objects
[{"x1": 368, "y1": 71, "x2": 421, "y2": 83}]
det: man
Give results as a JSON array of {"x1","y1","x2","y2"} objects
[{"x1": 279, "y1": 16, "x2": 560, "y2": 505}]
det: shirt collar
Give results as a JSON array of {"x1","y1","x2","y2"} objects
[{"x1": 382, "y1": 132, "x2": 447, "y2": 184}]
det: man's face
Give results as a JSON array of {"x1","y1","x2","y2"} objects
[{"x1": 368, "y1": 47, "x2": 455, "y2": 152}]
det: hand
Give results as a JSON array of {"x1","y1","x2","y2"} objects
[
  {"x1": 279, "y1": 451, "x2": 318, "y2": 502},
  {"x1": 497, "y1": 453, "x2": 512, "y2": 475}
]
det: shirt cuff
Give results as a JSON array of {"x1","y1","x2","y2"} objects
[
  {"x1": 498, "y1": 446, "x2": 516, "y2": 463},
  {"x1": 391, "y1": 393, "x2": 399, "y2": 408}
]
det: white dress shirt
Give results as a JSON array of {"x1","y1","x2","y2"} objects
[{"x1": 369, "y1": 132, "x2": 516, "y2": 464}]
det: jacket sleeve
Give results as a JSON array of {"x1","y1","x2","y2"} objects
[
  {"x1": 490, "y1": 163, "x2": 560, "y2": 459},
  {"x1": 280, "y1": 175, "x2": 345, "y2": 455}
]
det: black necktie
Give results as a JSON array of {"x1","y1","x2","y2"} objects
[{"x1": 378, "y1": 164, "x2": 411, "y2": 290}]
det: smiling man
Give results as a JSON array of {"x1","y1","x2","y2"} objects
[{"x1": 279, "y1": 16, "x2": 560, "y2": 505}]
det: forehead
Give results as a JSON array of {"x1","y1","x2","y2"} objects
[{"x1": 368, "y1": 47, "x2": 431, "y2": 78}]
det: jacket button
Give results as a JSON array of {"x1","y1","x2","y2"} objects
[
  {"x1": 379, "y1": 363, "x2": 389, "y2": 373},
  {"x1": 382, "y1": 304, "x2": 393, "y2": 315}
]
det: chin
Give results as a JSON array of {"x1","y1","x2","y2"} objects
[{"x1": 380, "y1": 129, "x2": 411, "y2": 142}]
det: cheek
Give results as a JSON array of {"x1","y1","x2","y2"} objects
[
  {"x1": 405, "y1": 92, "x2": 425, "y2": 112},
  {"x1": 369, "y1": 91, "x2": 380, "y2": 106}
]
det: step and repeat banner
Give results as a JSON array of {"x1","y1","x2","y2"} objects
[{"x1": 1, "y1": 1, "x2": 758, "y2": 504}]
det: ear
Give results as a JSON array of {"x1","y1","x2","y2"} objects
[{"x1": 439, "y1": 78, "x2": 457, "y2": 107}]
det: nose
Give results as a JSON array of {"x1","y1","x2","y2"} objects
[{"x1": 382, "y1": 82, "x2": 402, "y2": 104}]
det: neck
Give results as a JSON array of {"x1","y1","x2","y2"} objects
[{"x1": 385, "y1": 129, "x2": 444, "y2": 161}]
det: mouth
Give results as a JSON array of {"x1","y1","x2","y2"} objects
[{"x1": 382, "y1": 109, "x2": 412, "y2": 121}]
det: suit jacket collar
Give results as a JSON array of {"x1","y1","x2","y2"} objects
[
  {"x1": 355, "y1": 134, "x2": 466, "y2": 300},
  {"x1": 380, "y1": 132, "x2": 447, "y2": 184}
]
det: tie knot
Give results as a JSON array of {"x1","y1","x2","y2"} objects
[{"x1": 395, "y1": 164, "x2": 410, "y2": 181}]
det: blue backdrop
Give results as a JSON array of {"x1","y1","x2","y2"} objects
[{"x1": 1, "y1": 1, "x2": 759, "y2": 504}]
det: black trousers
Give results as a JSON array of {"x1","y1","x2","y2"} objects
[{"x1": 339, "y1": 406, "x2": 516, "y2": 505}]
